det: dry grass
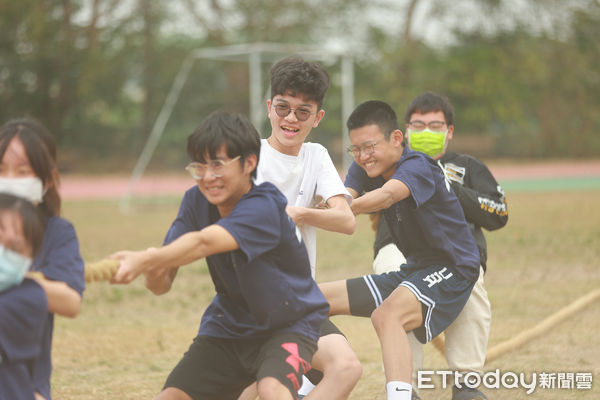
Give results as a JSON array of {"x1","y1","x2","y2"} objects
[{"x1": 51, "y1": 190, "x2": 600, "y2": 399}]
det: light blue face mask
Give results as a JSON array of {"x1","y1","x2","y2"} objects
[{"x1": 0, "y1": 245, "x2": 32, "y2": 292}]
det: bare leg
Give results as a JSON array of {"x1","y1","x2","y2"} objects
[
  {"x1": 305, "y1": 333, "x2": 362, "y2": 399},
  {"x1": 370, "y1": 286, "x2": 423, "y2": 383},
  {"x1": 318, "y1": 280, "x2": 351, "y2": 316},
  {"x1": 256, "y1": 377, "x2": 294, "y2": 400},
  {"x1": 237, "y1": 383, "x2": 258, "y2": 400},
  {"x1": 154, "y1": 387, "x2": 193, "y2": 400}
]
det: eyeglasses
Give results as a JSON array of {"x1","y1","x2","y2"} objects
[
  {"x1": 407, "y1": 120, "x2": 447, "y2": 132},
  {"x1": 185, "y1": 156, "x2": 241, "y2": 180},
  {"x1": 346, "y1": 141, "x2": 379, "y2": 158},
  {"x1": 272, "y1": 103, "x2": 316, "y2": 122}
]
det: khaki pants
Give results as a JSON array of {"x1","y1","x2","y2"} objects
[{"x1": 373, "y1": 243, "x2": 491, "y2": 384}]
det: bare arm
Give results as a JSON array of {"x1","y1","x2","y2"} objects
[
  {"x1": 27, "y1": 276, "x2": 82, "y2": 318},
  {"x1": 111, "y1": 224, "x2": 238, "y2": 286},
  {"x1": 286, "y1": 194, "x2": 355, "y2": 235},
  {"x1": 144, "y1": 267, "x2": 179, "y2": 295},
  {"x1": 349, "y1": 179, "x2": 411, "y2": 215}
]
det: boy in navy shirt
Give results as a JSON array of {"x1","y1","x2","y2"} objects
[
  {"x1": 319, "y1": 101, "x2": 480, "y2": 400},
  {"x1": 112, "y1": 111, "x2": 329, "y2": 400}
]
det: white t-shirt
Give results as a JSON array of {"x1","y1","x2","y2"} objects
[{"x1": 256, "y1": 139, "x2": 351, "y2": 278}]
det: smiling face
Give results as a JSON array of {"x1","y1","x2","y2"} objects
[
  {"x1": 266, "y1": 92, "x2": 325, "y2": 156},
  {"x1": 193, "y1": 145, "x2": 256, "y2": 217},
  {"x1": 349, "y1": 124, "x2": 405, "y2": 181}
]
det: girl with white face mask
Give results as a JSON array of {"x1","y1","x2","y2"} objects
[
  {"x1": 0, "y1": 119, "x2": 85, "y2": 400},
  {"x1": 0, "y1": 193, "x2": 48, "y2": 400}
]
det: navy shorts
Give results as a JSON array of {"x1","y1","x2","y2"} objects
[
  {"x1": 163, "y1": 332, "x2": 317, "y2": 399},
  {"x1": 347, "y1": 264, "x2": 476, "y2": 343}
]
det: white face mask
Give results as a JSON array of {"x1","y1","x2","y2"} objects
[{"x1": 0, "y1": 177, "x2": 44, "y2": 204}]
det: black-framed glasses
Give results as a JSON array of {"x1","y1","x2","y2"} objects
[
  {"x1": 346, "y1": 141, "x2": 380, "y2": 158},
  {"x1": 407, "y1": 120, "x2": 447, "y2": 132},
  {"x1": 272, "y1": 103, "x2": 317, "y2": 122},
  {"x1": 185, "y1": 156, "x2": 241, "y2": 180}
]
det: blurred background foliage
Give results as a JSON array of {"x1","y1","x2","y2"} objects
[{"x1": 1, "y1": 0, "x2": 599, "y2": 173}]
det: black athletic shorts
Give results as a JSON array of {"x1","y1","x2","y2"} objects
[{"x1": 162, "y1": 332, "x2": 318, "y2": 400}]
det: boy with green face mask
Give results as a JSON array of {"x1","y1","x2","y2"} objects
[{"x1": 372, "y1": 92, "x2": 508, "y2": 400}]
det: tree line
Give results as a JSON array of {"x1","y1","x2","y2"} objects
[{"x1": 1, "y1": 0, "x2": 598, "y2": 172}]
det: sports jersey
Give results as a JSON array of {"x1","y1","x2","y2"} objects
[
  {"x1": 29, "y1": 217, "x2": 85, "y2": 400},
  {"x1": 345, "y1": 147, "x2": 480, "y2": 282},
  {"x1": 374, "y1": 151, "x2": 508, "y2": 271},
  {"x1": 0, "y1": 279, "x2": 48, "y2": 400},
  {"x1": 164, "y1": 182, "x2": 329, "y2": 341},
  {"x1": 256, "y1": 139, "x2": 351, "y2": 277}
]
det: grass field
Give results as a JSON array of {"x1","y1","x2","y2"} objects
[{"x1": 51, "y1": 189, "x2": 599, "y2": 399}]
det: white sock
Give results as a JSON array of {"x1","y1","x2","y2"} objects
[
  {"x1": 298, "y1": 375, "x2": 315, "y2": 395},
  {"x1": 386, "y1": 381, "x2": 412, "y2": 400}
]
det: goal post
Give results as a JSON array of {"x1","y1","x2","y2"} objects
[{"x1": 119, "y1": 42, "x2": 354, "y2": 213}]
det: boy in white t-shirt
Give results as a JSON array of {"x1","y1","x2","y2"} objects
[{"x1": 240, "y1": 56, "x2": 361, "y2": 400}]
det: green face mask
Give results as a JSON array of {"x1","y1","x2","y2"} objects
[{"x1": 408, "y1": 129, "x2": 447, "y2": 158}]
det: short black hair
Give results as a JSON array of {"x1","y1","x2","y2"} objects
[
  {"x1": 404, "y1": 91, "x2": 454, "y2": 126},
  {"x1": 187, "y1": 111, "x2": 261, "y2": 179},
  {"x1": 0, "y1": 193, "x2": 44, "y2": 257},
  {"x1": 346, "y1": 100, "x2": 400, "y2": 139},
  {"x1": 270, "y1": 56, "x2": 330, "y2": 109}
]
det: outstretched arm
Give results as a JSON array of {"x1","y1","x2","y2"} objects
[
  {"x1": 28, "y1": 277, "x2": 82, "y2": 318},
  {"x1": 111, "y1": 224, "x2": 238, "y2": 285},
  {"x1": 143, "y1": 260, "x2": 179, "y2": 295},
  {"x1": 349, "y1": 179, "x2": 410, "y2": 216},
  {"x1": 286, "y1": 194, "x2": 356, "y2": 234}
]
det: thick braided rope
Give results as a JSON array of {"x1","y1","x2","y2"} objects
[
  {"x1": 368, "y1": 210, "x2": 600, "y2": 363},
  {"x1": 429, "y1": 288, "x2": 600, "y2": 363},
  {"x1": 484, "y1": 288, "x2": 600, "y2": 363},
  {"x1": 84, "y1": 259, "x2": 120, "y2": 283}
]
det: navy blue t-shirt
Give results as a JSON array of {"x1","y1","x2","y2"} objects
[
  {"x1": 29, "y1": 217, "x2": 85, "y2": 400},
  {"x1": 0, "y1": 278, "x2": 48, "y2": 400},
  {"x1": 345, "y1": 147, "x2": 480, "y2": 282},
  {"x1": 164, "y1": 182, "x2": 329, "y2": 341}
]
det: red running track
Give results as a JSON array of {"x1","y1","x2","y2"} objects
[{"x1": 59, "y1": 160, "x2": 600, "y2": 200}]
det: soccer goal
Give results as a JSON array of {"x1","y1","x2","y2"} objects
[{"x1": 119, "y1": 42, "x2": 354, "y2": 213}]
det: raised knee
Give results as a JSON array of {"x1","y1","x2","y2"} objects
[
  {"x1": 256, "y1": 377, "x2": 284, "y2": 400},
  {"x1": 371, "y1": 303, "x2": 393, "y2": 332},
  {"x1": 344, "y1": 355, "x2": 363, "y2": 383}
]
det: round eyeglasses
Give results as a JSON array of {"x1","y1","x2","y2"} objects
[
  {"x1": 272, "y1": 103, "x2": 317, "y2": 122},
  {"x1": 185, "y1": 156, "x2": 241, "y2": 180},
  {"x1": 346, "y1": 141, "x2": 380, "y2": 158},
  {"x1": 407, "y1": 120, "x2": 447, "y2": 132}
]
